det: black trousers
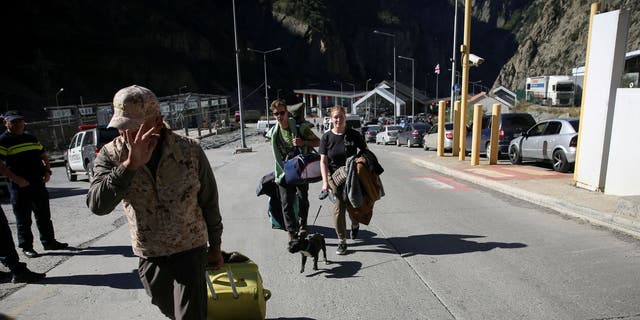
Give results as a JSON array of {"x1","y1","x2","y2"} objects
[
  {"x1": 0, "y1": 207, "x2": 26, "y2": 274},
  {"x1": 138, "y1": 246, "x2": 208, "y2": 320},
  {"x1": 278, "y1": 182, "x2": 309, "y2": 234},
  {"x1": 8, "y1": 181, "x2": 56, "y2": 249}
]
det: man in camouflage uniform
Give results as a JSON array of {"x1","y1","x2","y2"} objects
[{"x1": 87, "y1": 85, "x2": 223, "y2": 320}]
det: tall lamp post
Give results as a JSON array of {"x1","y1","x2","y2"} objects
[
  {"x1": 232, "y1": 0, "x2": 249, "y2": 151},
  {"x1": 449, "y1": 0, "x2": 459, "y2": 122},
  {"x1": 398, "y1": 55, "x2": 415, "y2": 121},
  {"x1": 365, "y1": 78, "x2": 372, "y2": 120},
  {"x1": 55, "y1": 88, "x2": 64, "y2": 106},
  {"x1": 247, "y1": 47, "x2": 281, "y2": 126},
  {"x1": 373, "y1": 30, "x2": 397, "y2": 124},
  {"x1": 345, "y1": 82, "x2": 355, "y2": 113},
  {"x1": 332, "y1": 81, "x2": 343, "y2": 105}
]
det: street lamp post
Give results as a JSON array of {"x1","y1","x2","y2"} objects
[
  {"x1": 55, "y1": 88, "x2": 64, "y2": 106},
  {"x1": 398, "y1": 55, "x2": 415, "y2": 121},
  {"x1": 470, "y1": 80, "x2": 482, "y2": 95},
  {"x1": 345, "y1": 82, "x2": 355, "y2": 114},
  {"x1": 247, "y1": 47, "x2": 281, "y2": 126},
  {"x1": 449, "y1": 0, "x2": 459, "y2": 122},
  {"x1": 333, "y1": 81, "x2": 343, "y2": 105},
  {"x1": 373, "y1": 30, "x2": 397, "y2": 124},
  {"x1": 365, "y1": 78, "x2": 372, "y2": 120},
  {"x1": 232, "y1": 0, "x2": 249, "y2": 151}
]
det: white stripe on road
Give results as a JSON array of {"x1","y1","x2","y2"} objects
[
  {"x1": 466, "y1": 168, "x2": 514, "y2": 178},
  {"x1": 414, "y1": 177, "x2": 454, "y2": 189}
]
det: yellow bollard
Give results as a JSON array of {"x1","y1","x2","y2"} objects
[
  {"x1": 489, "y1": 104, "x2": 501, "y2": 164},
  {"x1": 452, "y1": 101, "x2": 460, "y2": 156},
  {"x1": 437, "y1": 101, "x2": 446, "y2": 157},
  {"x1": 470, "y1": 104, "x2": 483, "y2": 166}
]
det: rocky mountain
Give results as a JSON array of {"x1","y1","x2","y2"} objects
[
  {"x1": 1, "y1": 1, "x2": 637, "y2": 120},
  {"x1": 493, "y1": 0, "x2": 640, "y2": 92}
]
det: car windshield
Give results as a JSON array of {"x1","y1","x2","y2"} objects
[
  {"x1": 412, "y1": 123, "x2": 429, "y2": 132},
  {"x1": 387, "y1": 125, "x2": 402, "y2": 131},
  {"x1": 503, "y1": 115, "x2": 535, "y2": 131},
  {"x1": 98, "y1": 127, "x2": 120, "y2": 145},
  {"x1": 569, "y1": 120, "x2": 579, "y2": 131},
  {"x1": 367, "y1": 125, "x2": 380, "y2": 132}
]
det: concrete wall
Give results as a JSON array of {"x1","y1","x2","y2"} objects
[
  {"x1": 575, "y1": 10, "x2": 629, "y2": 191},
  {"x1": 604, "y1": 89, "x2": 640, "y2": 196}
]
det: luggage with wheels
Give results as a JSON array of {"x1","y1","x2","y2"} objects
[{"x1": 206, "y1": 252, "x2": 271, "y2": 320}]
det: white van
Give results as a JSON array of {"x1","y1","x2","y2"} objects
[{"x1": 256, "y1": 120, "x2": 274, "y2": 136}]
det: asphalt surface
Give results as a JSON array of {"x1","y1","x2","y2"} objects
[{"x1": 1, "y1": 124, "x2": 639, "y2": 319}]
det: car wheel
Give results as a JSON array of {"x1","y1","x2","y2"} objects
[
  {"x1": 66, "y1": 162, "x2": 77, "y2": 182},
  {"x1": 396, "y1": 139, "x2": 401, "y2": 147},
  {"x1": 552, "y1": 149, "x2": 570, "y2": 173},
  {"x1": 423, "y1": 141, "x2": 429, "y2": 151},
  {"x1": 509, "y1": 145, "x2": 522, "y2": 164},
  {"x1": 407, "y1": 139, "x2": 412, "y2": 148}
]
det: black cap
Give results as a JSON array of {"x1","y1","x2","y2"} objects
[{"x1": 3, "y1": 111, "x2": 24, "y2": 122}]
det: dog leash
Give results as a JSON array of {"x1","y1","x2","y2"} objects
[{"x1": 311, "y1": 205, "x2": 322, "y2": 227}]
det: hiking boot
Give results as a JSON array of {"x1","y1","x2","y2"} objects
[
  {"x1": 336, "y1": 243, "x2": 347, "y2": 255},
  {"x1": 22, "y1": 249, "x2": 39, "y2": 258},
  {"x1": 12, "y1": 269, "x2": 46, "y2": 283},
  {"x1": 43, "y1": 240, "x2": 68, "y2": 250}
]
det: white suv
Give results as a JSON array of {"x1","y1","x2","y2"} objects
[{"x1": 65, "y1": 125, "x2": 119, "y2": 181}]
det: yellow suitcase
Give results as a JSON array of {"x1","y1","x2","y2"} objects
[{"x1": 206, "y1": 253, "x2": 271, "y2": 320}]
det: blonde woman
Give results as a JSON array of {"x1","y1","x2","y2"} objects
[{"x1": 319, "y1": 106, "x2": 367, "y2": 255}]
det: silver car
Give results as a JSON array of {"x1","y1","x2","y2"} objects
[
  {"x1": 423, "y1": 123, "x2": 454, "y2": 151},
  {"x1": 375, "y1": 125, "x2": 402, "y2": 145},
  {"x1": 508, "y1": 118, "x2": 579, "y2": 173}
]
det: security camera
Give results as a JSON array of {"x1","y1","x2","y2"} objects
[{"x1": 469, "y1": 53, "x2": 485, "y2": 66}]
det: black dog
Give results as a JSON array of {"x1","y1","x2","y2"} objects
[{"x1": 288, "y1": 233, "x2": 329, "y2": 273}]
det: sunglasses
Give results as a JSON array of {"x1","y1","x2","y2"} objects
[{"x1": 272, "y1": 111, "x2": 286, "y2": 116}]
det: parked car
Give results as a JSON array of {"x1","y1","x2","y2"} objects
[
  {"x1": 396, "y1": 122, "x2": 431, "y2": 148},
  {"x1": 508, "y1": 118, "x2": 579, "y2": 173},
  {"x1": 363, "y1": 125, "x2": 380, "y2": 143},
  {"x1": 65, "y1": 124, "x2": 119, "y2": 181},
  {"x1": 375, "y1": 125, "x2": 402, "y2": 145},
  {"x1": 423, "y1": 123, "x2": 454, "y2": 151},
  {"x1": 465, "y1": 112, "x2": 536, "y2": 159}
]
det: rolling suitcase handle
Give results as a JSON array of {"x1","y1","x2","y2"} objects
[{"x1": 206, "y1": 268, "x2": 239, "y2": 299}]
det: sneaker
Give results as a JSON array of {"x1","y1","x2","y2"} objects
[
  {"x1": 43, "y1": 240, "x2": 68, "y2": 250},
  {"x1": 336, "y1": 243, "x2": 347, "y2": 255},
  {"x1": 350, "y1": 226, "x2": 359, "y2": 240},
  {"x1": 12, "y1": 269, "x2": 46, "y2": 283},
  {"x1": 22, "y1": 249, "x2": 39, "y2": 258}
]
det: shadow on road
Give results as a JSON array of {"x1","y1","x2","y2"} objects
[
  {"x1": 41, "y1": 270, "x2": 142, "y2": 289},
  {"x1": 40, "y1": 245, "x2": 134, "y2": 258},
  {"x1": 75, "y1": 245, "x2": 135, "y2": 257},
  {"x1": 389, "y1": 234, "x2": 526, "y2": 257},
  {"x1": 47, "y1": 186, "x2": 88, "y2": 199},
  {"x1": 306, "y1": 260, "x2": 363, "y2": 279}
]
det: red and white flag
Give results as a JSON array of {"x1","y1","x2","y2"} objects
[{"x1": 434, "y1": 64, "x2": 440, "y2": 75}]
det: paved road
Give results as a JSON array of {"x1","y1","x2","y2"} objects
[{"x1": 1, "y1": 127, "x2": 640, "y2": 319}]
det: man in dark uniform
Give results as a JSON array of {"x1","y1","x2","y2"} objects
[
  {"x1": 0, "y1": 204, "x2": 46, "y2": 283},
  {"x1": 0, "y1": 111, "x2": 67, "y2": 258}
]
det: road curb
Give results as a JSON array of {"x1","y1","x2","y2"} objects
[{"x1": 410, "y1": 157, "x2": 640, "y2": 239}]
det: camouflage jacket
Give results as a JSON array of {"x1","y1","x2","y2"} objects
[{"x1": 86, "y1": 128, "x2": 223, "y2": 258}]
